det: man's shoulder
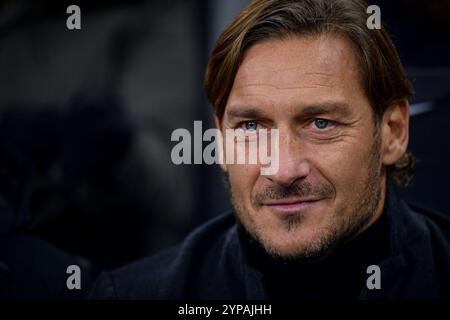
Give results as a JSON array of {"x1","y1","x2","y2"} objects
[
  {"x1": 408, "y1": 202, "x2": 450, "y2": 236},
  {"x1": 407, "y1": 201, "x2": 450, "y2": 242},
  {"x1": 89, "y1": 212, "x2": 238, "y2": 299},
  {"x1": 402, "y1": 201, "x2": 450, "y2": 297}
]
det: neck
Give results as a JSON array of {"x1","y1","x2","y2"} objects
[{"x1": 351, "y1": 174, "x2": 387, "y2": 242}]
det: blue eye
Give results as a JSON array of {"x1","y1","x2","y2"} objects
[
  {"x1": 313, "y1": 119, "x2": 329, "y2": 129},
  {"x1": 243, "y1": 121, "x2": 258, "y2": 131}
]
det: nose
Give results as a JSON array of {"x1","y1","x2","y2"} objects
[{"x1": 266, "y1": 127, "x2": 310, "y2": 187}]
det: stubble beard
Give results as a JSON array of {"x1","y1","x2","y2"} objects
[{"x1": 227, "y1": 131, "x2": 384, "y2": 263}]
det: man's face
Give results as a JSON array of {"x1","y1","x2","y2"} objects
[{"x1": 219, "y1": 35, "x2": 387, "y2": 261}]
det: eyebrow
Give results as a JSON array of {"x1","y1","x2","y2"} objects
[
  {"x1": 300, "y1": 102, "x2": 353, "y2": 118},
  {"x1": 226, "y1": 108, "x2": 269, "y2": 120},
  {"x1": 226, "y1": 102, "x2": 354, "y2": 120}
]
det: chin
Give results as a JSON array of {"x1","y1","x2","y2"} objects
[{"x1": 257, "y1": 225, "x2": 336, "y2": 261}]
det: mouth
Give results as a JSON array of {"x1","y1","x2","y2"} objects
[{"x1": 262, "y1": 198, "x2": 321, "y2": 214}]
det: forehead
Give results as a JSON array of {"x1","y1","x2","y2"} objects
[{"x1": 227, "y1": 35, "x2": 368, "y2": 114}]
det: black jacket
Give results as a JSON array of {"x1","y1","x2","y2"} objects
[{"x1": 89, "y1": 187, "x2": 450, "y2": 299}]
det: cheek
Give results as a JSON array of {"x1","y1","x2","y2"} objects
[
  {"x1": 310, "y1": 139, "x2": 375, "y2": 194},
  {"x1": 228, "y1": 164, "x2": 261, "y2": 203}
]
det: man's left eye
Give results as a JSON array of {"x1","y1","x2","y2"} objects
[{"x1": 313, "y1": 119, "x2": 330, "y2": 130}]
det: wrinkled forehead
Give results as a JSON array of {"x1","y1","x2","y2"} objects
[
  {"x1": 226, "y1": 35, "x2": 368, "y2": 118},
  {"x1": 236, "y1": 35, "x2": 360, "y2": 88}
]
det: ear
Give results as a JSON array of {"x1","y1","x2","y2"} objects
[
  {"x1": 214, "y1": 115, "x2": 228, "y2": 172},
  {"x1": 380, "y1": 99, "x2": 410, "y2": 166}
]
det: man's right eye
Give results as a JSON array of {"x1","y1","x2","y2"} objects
[{"x1": 242, "y1": 121, "x2": 259, "y2": 132}]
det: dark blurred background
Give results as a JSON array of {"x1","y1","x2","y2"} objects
[{"x1": 0, "y1": 0, "x2": 449, "y2": 298}]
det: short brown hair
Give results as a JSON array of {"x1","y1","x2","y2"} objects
[{"x1": 204, "y1": 0, "x2": 415, "y2": 186}]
